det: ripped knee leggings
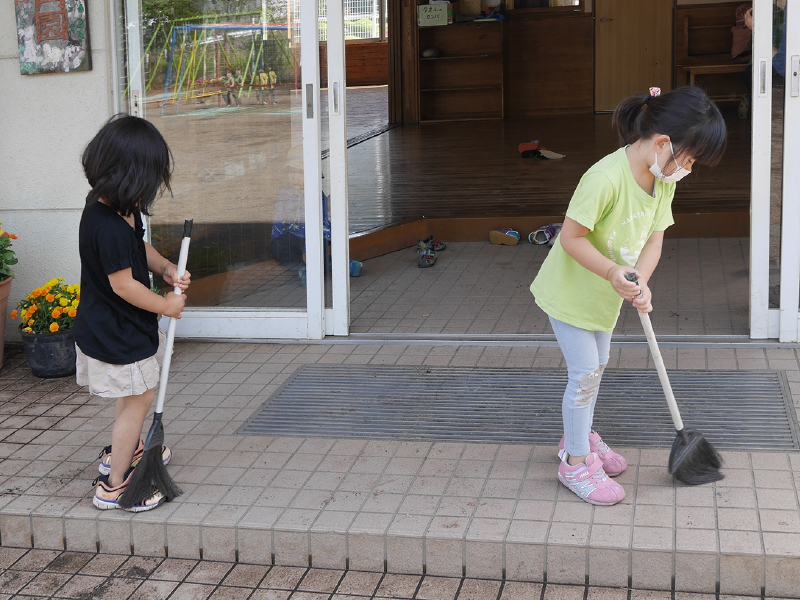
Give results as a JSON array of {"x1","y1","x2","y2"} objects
[{"x1": 549, "y1": 316, "x2": 612, "y2": 457}]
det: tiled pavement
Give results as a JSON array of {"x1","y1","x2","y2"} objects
[
  {"x1": 198, "y1": 238, "x2": 748, "y2": 335},
  {"x1": 1, "y1": 341, "x2": 799, "y2": 598},
  {"x1": 350, "y1": 239, "x2": 749, "y2": 337},
  {"x1": 2, "y1": 548, "x2": 783, "y2": 600}
]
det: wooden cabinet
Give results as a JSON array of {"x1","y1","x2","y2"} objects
[{"x1": 417, "y1": 22, "x2": 504, "y2": 122}]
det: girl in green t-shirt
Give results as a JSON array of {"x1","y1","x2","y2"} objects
[{"x1": 531, "y1": 86, "x2": 727, "y2": 506}]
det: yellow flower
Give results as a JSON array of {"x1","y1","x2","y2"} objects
[
  {"x1": 10, "y1": 310, "x2": 17, "y2": 319},
  {"x1": 68, "y1": 308, "x2": 77, "y2": 318},
  {"x1": 59, "y1": 297, "x2": 69, "y2": 307},
  {"x1": 23, "y1": 327, "x2": 32, "y2": 333},
  {"x1": 49, "y1": 322, "x2": 59, "y2": 333},
  {"x1": 45, "y1": 294, "x2": 55, "y2": 303},
  {"x1": 71, "y1": 299, "x2": 79, "y2": 307},
  {"x1": 28, "y1": 319, "x2": 34, "y2": 326},
  {"x1": 46, "y1": 278, "x2": 59, "y2": 287}
]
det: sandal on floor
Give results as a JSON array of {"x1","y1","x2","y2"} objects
[
  {"x1": 98, "y1": 439, "x2": 171, "y2": 476},
  {"x1": 422, "y1": 235, "x2": 447, "y2": 252},
  {"x1": 489, "y1": 228, "x2": 520, "y2": 246},
  {"x1": 418, "y1": 248, "x2": 437, "y2": 268},
  {"x1": 92, "y1": 469, "x2": 165, "y2": 512}
]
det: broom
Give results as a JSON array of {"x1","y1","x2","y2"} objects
[
  {"x1": 119, "y1": 219, "x2": 192, "y2": 508},
  {"x1": 626, "y1": 273, "x2": 724, "y2": 485}
]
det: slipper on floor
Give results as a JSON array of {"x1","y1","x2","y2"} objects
[
  {"x1": 489, "y1": 228, "x2": 520, "y2": 246},
  {"x1": 418, "y1": 248, "x2": 436, "y2": 268},
  {"x1": 422, "y1": 235, "x2": 447, "y2": 252}
]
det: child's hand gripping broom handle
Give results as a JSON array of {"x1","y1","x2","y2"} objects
[{"x1": 154, "y1": 219, "x2": 192, "y2": 414}]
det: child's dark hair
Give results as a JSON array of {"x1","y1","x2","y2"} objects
[
  {"x1": 612, "y1": 86, "x2": 727, "y2": 167},
  {"x1": 81, "y1": 114, "x2": 173, "y2": 217}
]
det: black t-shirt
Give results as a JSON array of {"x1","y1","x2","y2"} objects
[{"x1": 73, "y1": 199, "x2": 159, "y2": 364}]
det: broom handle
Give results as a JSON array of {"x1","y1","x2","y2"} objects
[
  {"x1": 636, "y1": 309, "x2": 684, "y2": 431},
  {"x1": 154, "y1": 219, "x2": 193, "y2": 415}
]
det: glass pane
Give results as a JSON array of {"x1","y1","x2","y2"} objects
[
  {"x1": 319, "y1": 29, "x2": 333, "y2": 309},
  {"x1": 769, "y1": 0, "x2": 786, "y2": 307},
  {"x1": 122, "y1": 2, "x2": 309, "y2": 309}
]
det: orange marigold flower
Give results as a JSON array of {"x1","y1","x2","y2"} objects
[
  {"x1": 32, "y1": 289, "x2": 41, "y2": 298},
  {"x1": 49, "y1": 322, "x2": 59, "y2": 333},
  {"x1": 28, "y1": 319, "x2": 34, "y2": 326},
  {"x1": 51, "y1": 308, "x2": 62, "y2": 319},
  {"x1": 45, "y1": 294, "x2": 55, "y2": 303},
  {"x1": 68, "y1": 308, "x2": 77, "y2": 318},
  {"x1": 10, "y1": 310, "x2": 17, "y2": 319},
  {"x1": 8, "y1": 234, "x2": 17, "y2": 239},
  {"x1": 23, "y1": 327, "x2": 32, "y2": 333}
]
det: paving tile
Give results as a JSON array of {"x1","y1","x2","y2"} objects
[
  {"x1": 542, "y1": 583, "x2": 585, "y2": 600},
  {"x1": 185, "y1": 560, "x2": 235, "y2": 584},
  {"x1": 335, "y1": 570, "x2": 383, "y2": 596},
  {"x1": 259, "y1": 566, "x2": 307, "y2": 590},
  {"x1": 374, "y1": 573, "x2": 421, "y2": 598},
  {"x1": 415, "y1": 575, "x2": 460, "y2": 600},
  {"x1": 167, "y1": 582, "x2": 215, "y2": 600},
  {"x1": 150, "y1": 558, "x2": 198, "y2": 581},
  {"x1": 0, "y1": 569, "x2": 36, "y2": 594}
]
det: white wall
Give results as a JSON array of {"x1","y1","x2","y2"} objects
[{"x1": 0, "y1": 0, "x2": 114, "y2": 342}]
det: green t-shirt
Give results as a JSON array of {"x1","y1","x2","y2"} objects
[{"x1": 531, "y1": 147, "x2": 676, "y2": 333}]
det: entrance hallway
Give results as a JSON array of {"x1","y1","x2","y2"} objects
[
  {"x1": 345, "y1": 108, "x2": 750, "y2": 235},
  {"x1": 350, "y1": 239, "x2": 749, "y2": 337}
]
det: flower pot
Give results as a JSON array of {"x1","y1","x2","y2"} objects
[
  {"x1": 0, "y1": 276, "x2": 12, "y2": 371},
  {"x1": 20, "y1": 326, "x2": 76, "y2": 378}
]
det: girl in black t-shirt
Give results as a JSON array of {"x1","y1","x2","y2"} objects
[{"x1": 74, "y1": 115, "x2": 191, "y2": 512}]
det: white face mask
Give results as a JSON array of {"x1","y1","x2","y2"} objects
[{"x1": 649, "y1": 142, "x2": 691, "y2": 183}]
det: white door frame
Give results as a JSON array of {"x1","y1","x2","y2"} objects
[
  {"x1": 750, "y1": 0, "x2": 797, "y2": 341},
  {"x1": 325, "y1": 0, "x2": 351, "y2": 336},
  {"x1": 117, "y1": 0, "x2": 335, "y2": 340}
]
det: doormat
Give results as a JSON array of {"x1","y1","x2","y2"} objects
[{"x1": 237, "y1": 365, "x2": 800, "y2": 450}]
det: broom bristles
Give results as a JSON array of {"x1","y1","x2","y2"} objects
[
  {"x1": 672, "y1": 436, "x2": 724, "y2": 485},
  {"x1": 118, "y1": 448, "x2": 182, "y2": 509}
]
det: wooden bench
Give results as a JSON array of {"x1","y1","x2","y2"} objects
[{"x1": 675, "y1": 2, "x2": 751, "y2": 101}]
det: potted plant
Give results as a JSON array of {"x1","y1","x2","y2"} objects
[
  {"x1": 0, "y1": 222, "x2": 19, "y2": 371},
  {"x1": 11, "y1": 278, "x2": 80, "y2": 378}
]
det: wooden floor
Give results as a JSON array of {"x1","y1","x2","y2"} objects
[{"x1": 345, "y1": 107, "x2": 751, "y2": 236}]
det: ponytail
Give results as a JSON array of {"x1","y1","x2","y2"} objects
[{"x1": 611, "y1": 86, "x2": 727, "y2": 167}]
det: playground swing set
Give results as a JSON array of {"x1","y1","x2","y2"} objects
[{"x1": 131, "y1": 15, "x2": 300, "y2": 115}]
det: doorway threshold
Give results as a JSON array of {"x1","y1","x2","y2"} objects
[{"x1": 180, "y1": 333, "x2": 800, "y2": 349}]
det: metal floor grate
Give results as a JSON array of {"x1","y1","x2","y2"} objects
[{"x1": 238, "y1": 366, "x2": 800, "y2": 451}]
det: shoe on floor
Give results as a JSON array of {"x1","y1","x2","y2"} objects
[
  {"x1": 422, "y1": 235, "x2": 447, "y2": 252},
  {"x1": 558, "y1": 452, "x2": 626, "y2": 506},
  {"x1": 418, "y1": 247, "x2": 436, "y2": 268},
  {"x1": 93, "y1": 469, "x2": 166, "y2": 512},
  {"x1": 350, "y1": 259, "x2": 362, "y2": 277},
  {"x1": 489, "y1": 228, "x2": 520, "y2": 246},
  {"x1": 559, "y1": 431, "x2": 627, "y2": 477},
  {"x1": 529, "y1": 223, "x2": 562, "y2": 246},
  {"x1": 98, "y1": 439, "x2": 171, "y2": 476}
]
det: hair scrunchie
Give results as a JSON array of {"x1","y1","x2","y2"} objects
[{"x1": 645, "y1": 87, "x2": 662, "y2": 105}]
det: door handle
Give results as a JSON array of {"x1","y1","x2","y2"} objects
[
  {"x1": 599, "y1": 17, "x2": 612, "y2": 22},
  {"x1": 306, "y1": 83, "x2": 314, "y2": 118},
  {"x1": 791, "y1": 55, "x2": 799, "y2": 98},
  {"x1": 333, "y1": 81, "x2": 340, "y2": 115}
]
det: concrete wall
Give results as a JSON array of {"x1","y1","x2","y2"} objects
[{"x1": 1, "y1": 0, "x2": 114, "y2": 342}]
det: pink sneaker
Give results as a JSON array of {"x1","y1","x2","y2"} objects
[
  {"x1": 558, "y1": 452, "x2": 626, "y2": 506},
  {"x1": 559, "y1": 431, "x2": 627, "y2": 477}
]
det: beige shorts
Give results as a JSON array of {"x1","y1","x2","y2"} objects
[{"x1": 76, "y1": 329, "x2": 167, "y2": 398}]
